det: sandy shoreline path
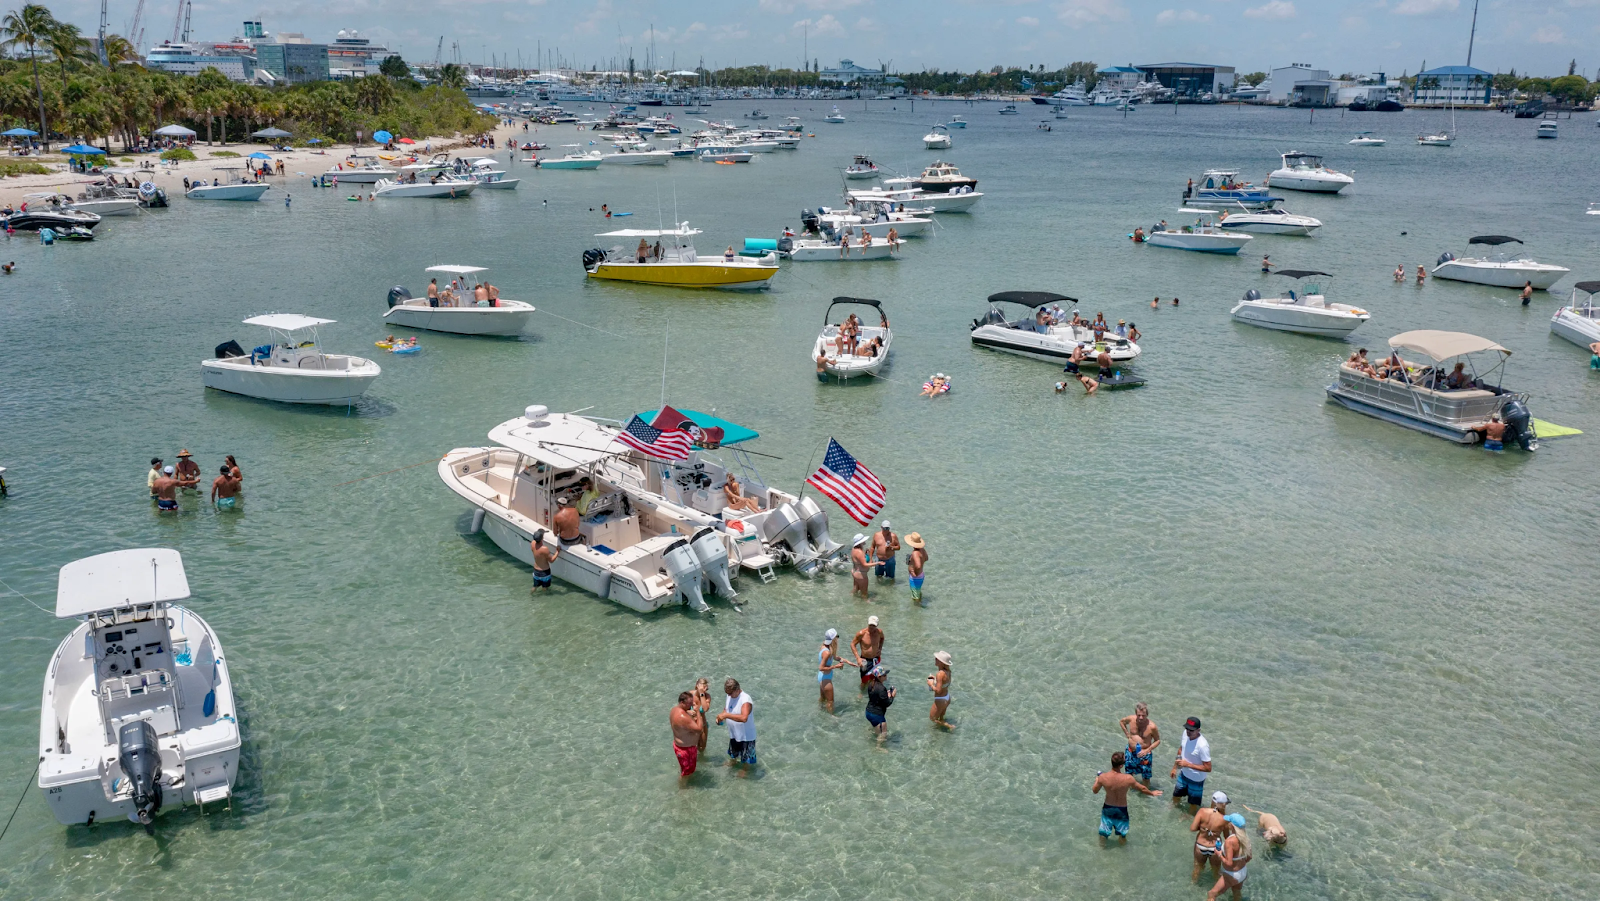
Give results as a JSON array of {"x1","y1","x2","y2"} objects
[{"x1": 1, "y1": 120, "x2": 534, "y2": 209}]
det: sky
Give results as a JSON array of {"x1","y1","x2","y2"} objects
[{"x1": 38, "y1": 0, "x2": 1600, "y2": 78}]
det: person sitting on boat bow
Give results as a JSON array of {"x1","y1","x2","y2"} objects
[
  {"x1": 724, "y1": 474, "x2": 762, "y2": 514},
  {"x1": 1347, "y1": 349, "x2": 1377, "y2": 377}
]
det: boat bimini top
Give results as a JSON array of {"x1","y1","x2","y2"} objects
[
  {"x1": 976, "y1": 291, "x2": 1078, "y2": 327},
  {"x1": 1468, "y1": 235, "x2": 1522, "y2": 246},
  {"x1": 826, "y1": 296, "x2": 888, "y2": 327},
  {"x1": 1386, "y1": 330, "x2": 1509, "y2": 363}
]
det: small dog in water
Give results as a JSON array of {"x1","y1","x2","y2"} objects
[{"x1": 1243, "y1": 805, "x2": 1287, "y2": 844}]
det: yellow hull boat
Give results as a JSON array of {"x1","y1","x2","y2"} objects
[{"x1": 587, "y1": 260, "x2": 777, "y2": 289}]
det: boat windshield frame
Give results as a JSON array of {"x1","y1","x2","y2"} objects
[{"x1": 825, "y1": 296, "x2": 888, "y2": 328}]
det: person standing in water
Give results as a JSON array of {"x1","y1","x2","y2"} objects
[
  {"x1": 905, "y1": 532, "x2": 929, "y2": 605},
  {"x1": 692, "y1": 678, "x2": 712, "y2": 754},
  {"x1": 152, "y1": 466, "x2": 179, "y2": 512},
  {"x1": 716, "y1": 678, "x2": 757, "y2": 766},
  {"x1": 147, "y1": 457, "x2": 164, "y2": 498},
  {"x1": 850, "y1": 533, "x2": 872, "y2": 599},
  {"x1": 1171, "y1": 716, "x2": 1212, "y2": 808},
  {"x1": 530, "y1": 529, "x2": 558, "y2": 592},
  {"x1": 1207, "y1": 815, "x2": 1252, "y2": 901},
  {"x1": 852, "y1": 616, "x2": 884, "y2": 688},
  {"x1": 1119, "y1": 702, "x2": 1161, "y2": 785},
  {"x1": 817, "y1": 628, "x2": 847, "y2": 713},
  {"x1": 670, "y1": 691, "x2": 705, "y2": 781},
  {"x1": 1092, "y1": 750, "x2": 1163, "y2": 842},
  {"x1": 870, "y1": 520, "x2": 900, "y2": 582},
  {"x1": 927, "y1": 651, "x2": 953, "y2": 728},
  {"x1": 210, "y1": 465, "x2": 241, "y2": 511},
  {"x1": 864, "y1": 665, "x2": 895, "y2": 740},
  {"x1": 174, "y1": 450, "x2": 200, "y2": 489}
]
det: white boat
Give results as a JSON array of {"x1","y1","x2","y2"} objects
[
  {"x1": 385, "y1": 265, "x2": 535, "y2": 336},
  {"x1": 998, "y1": 104, "x2": 1019, "y2": 115},
  {"x1": 1267, "y1": 151, "x2": 1353, "y2": 194},
  {"x1": 323, "y1": 160, "x2": 395, "y2": 183},
  {"x1": 814, "y1": 297, "x2": 892, "y2": 378},
  {"x1": 1536, "y1": 121, "x2": 1558, "y2": 139},
  {"x1": 537, "y1": 146, "x2": 604, "y2": 169},
  {"x1": 469, "y1": 170, "x2": 520, "y2": 189},
  {"x1": 1349, "y1": 132, "x2": 1386, "y2": 146},
  {"x1": 698, "y1": 148, "x2": 753, "y2": 163},
  {"x1": 601, "y1": 148, "x2": 672, "y2": 165},
  {"x1": 779, "y1": 233, "x2": 897, "y2": 261},
  {"x1": 1033, "y1": 87, "x2": 1090, "y2": 107},
  {"x1": 186, "y1": 169, "x2": 270, "y2": 201},
  {"x1": 437, "y1": 406, "x2": 732, "y2": 613},
  {"x1": 24, "y1": 191, "x2": 136, "y2": 218},
  {"x1": 923, "y1": 124, "x2": 952, "y2": 149},
  {"x1": 1146, "y1": 210, "x2": 1253, "y2": 254},
  {"x1": 1184, "y1": 170, "x2": 1279, "y2": 210},
  {"x1": 853, "y1": 180, "x2": 982, "y2": 213},
  {"x1": 202, "y1": 314, "x2": 381, "y2": 405},
  {"x1": 1326, "y1": 330, "x2": 1538, "y2": 449},
  {"x1": 1432, "y1": 236, "x2": 1570, "y2": 289},
  {"x1": 911, "y1": 161, "x2": 977, "y2": 193},
  {"x1": 948, "y1": 116, "x2": 967, "y2": 128},
  {"x1": 398, "y1": 153, "x2": 453, "y2": 175},
  {"x1": 1217, "y1": 206, "x2": 1322, "y2": 236},
  {"x1": 807, "y1": 204, "x2": 933, "y2": 239},
  {"x1": 843, "y1": 154, "x2": 880, "y2": 179},
  {"x1": 373, "y1": 176, "x2": 477, "y2": 198},
  {"x1": 970, "y1": 291, "x2": 1141, "y2": 365},
  {"x1": 1231, "y1": 270, "x2": 1370, "y2": 338},
  {"x1": 1418, "y1": 100, "x2": 1455, "y2": 146},
  {"x1": 1550, "y1": 281, "x2": 1600, "y2": 350},
  {"x1": 39, "y1": 548, "x2": 241, "y2": 827},
  {"x1": 824, "y1": 107, "x2": 846, "y2": 123}
]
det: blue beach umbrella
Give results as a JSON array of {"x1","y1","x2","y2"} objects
[
  {"x1": 372, "y1": 129, "x2": 392, "y2": 144},
  {"x1": 248, "y1": 151, "x2": 272, "y2": 159},
  {"x1": 306, "y1": 138, "x2": 322, "y2": 144},
  {"x1": 2, "y1": 127, "x2": 38, "y2": 137},
  {"x1": 62, "y1": 144, "x2": 106, "y2": 155}
]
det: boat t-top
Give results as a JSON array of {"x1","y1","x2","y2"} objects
[
  {"x1": 1231, "y1": 270, "x2": 1370, "y2": 338},
  {"x1": 1536, "y1": 121, "x2": 1558, "y2": 139},
  {"x1": 853, "y1": 180, "x2": 982, "y2": 213},
  {"x1": 1349, "y1": 132, "x2": 1386, "y2": 146},
  {"x1": 1146, "y1": 210, "x2": 1253, "y2": 254},
  {"x1": 1550, "y1": 280, "x2": 1600, "y2": 351},
  {"x1": 824, "y1": 107, "x2": 846, "y2": 123},
  {"x1": 384, "y1": 265, "x2": 535, "y2": 336},
  {"x1": 1267, "y1": 152, "x2": 1354, "y2": 194},
  {"x1": 1431, "y1": 236, "x2": 1570, "y2": 290},
  {"x1": 39, "y1": 548, "x2": 240, "y2": 828},
  {"x1": 948, "y1": 115, "x2": 967, "y2": 128},
  {"x1": 202, "y1": 314, "x2": 381, "y2": 405},
  {"x1": 1216, "y1": 205, "x2": 1322, "y2": 236},
  {"x1": 912, "y1": 161, "x2": 977, "y2": 193},
  {"x1": 1326, "y1": 330, "x2": 1537, "y2": 450},
  {"x1": 583, "y1": 222, "x2": 779, "y2": 290},
  {"x1": 186, "y1": 168, "x2": 271, "y2": 201},
  {"x1": 1183, "y1": 170, "x2": 1280, "y2": 209},
  {"x1": 923, "y1": 124, "x2": 953, "y2": 149},
  {"x1": 970, "y1": 291, "x2": 1141, "y2": 365},
  {"x1": 814, "y1": 297, "x2": 893, "y2": 378},
  {"x1": 843, "y1": 155, "x2": 881, "y2": 179}
]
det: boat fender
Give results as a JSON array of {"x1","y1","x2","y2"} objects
[
  {"x1": 1244, "y1": 289, "x2": 1260, "y2": 301},
  {"x1": 387, "y1": 285, "x2": 413, "y2": 308},
  {"x1": 469, "y1": 508, "x2": 486, "y2": 534},
  {"x1": 202, "y1": 688, "x2": 216, "y2": 717},
  {"x1": 1437, "y1": 252, "x2": 1455, "y2": 266}
]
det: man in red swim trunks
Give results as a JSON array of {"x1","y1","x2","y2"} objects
[{"x1": 670, "y1": 691, "x2": 705, "y2": 781}]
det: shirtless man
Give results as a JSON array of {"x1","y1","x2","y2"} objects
[
  {"x1": 553, "y1": 496, "x2": 583, "y2": 547},
  {"x1": 927, "y1": 651, "x2": 953, "y2": 728},
  {"x1": 1242, "y1": 805, "x2": 1287, "y2": 845},
  {"x1": 174, "y1": 450, "x2": 200, "y2": 489},
  {"x1": 1190, "y1": 805, "x2": 1228, "y2": 881},
  {"x1": 1475, "y1": 414, "x2": 1507, "y2": 451},
  {"x1": 210, "y1": 465, "x2": 241, "y2": 511},
  {"x1": 870, "y1": 521, "x2": 900, "y2": 581},
  {"x1": 1092, "y1": 750, "x2": 1162, "y2": 842},
  {"x1": 669, "y1": 691, "x2": 706, "y2": 781},
  {"x1": 152, "y1": 466, "x2": 179, "y2": 512},
  {"x1": 530, "y1": 529, "x2": 559, "y2": 592},
  {"x1": 850, "y1": 533, "x2": 871, "y2": 599},
  {"x1": 1118, "y1": 703, "x2": 1161, "y2": 785},
  {"x1": 905, "y1": 532, "x2": 929, "y2": 605},
  {"x1": 852, "y1": 616, "x2": 884, "y2": 689},
  {"x1": 1064, "y1": 343, "x2": 1089, "y2": 374}
]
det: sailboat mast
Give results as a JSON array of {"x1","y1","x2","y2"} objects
[{"x1": 1465, "y1": 0, "x2": 1479, "y2": 68}]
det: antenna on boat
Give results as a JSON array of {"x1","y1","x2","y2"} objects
[{"x1": 660, "y1": 325, "x2": 669, "y2": 408}]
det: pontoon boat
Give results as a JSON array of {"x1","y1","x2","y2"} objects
[
  {"x1": 1183, "y1": 170, "x2": 1279, "y2": 210},
  {"x1": 1231, "y1": 270, "x2": 1369, "y2": 337}
]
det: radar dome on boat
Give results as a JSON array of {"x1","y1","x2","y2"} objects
[{"x1": 524, "y1": 404, "x2": 549, "y2": 424}]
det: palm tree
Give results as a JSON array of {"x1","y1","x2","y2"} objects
[
  {"x1": 102, "y1": 33, "x2": 135, "y2": 67},
  {"x1": 1, "y1": 3, "x2": 58, "y2": 150},
  {"x1": 438, "y1": 63, "x2": 468, "y2": 92},
  {"x1": 45, "y1": 20, "x2": 88, "y2": 90}
]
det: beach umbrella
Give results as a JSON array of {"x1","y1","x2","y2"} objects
[
  {"x1": 252, "y1": 126, "x2": 293, "y2": 139},
  {"x1": 248, "y1": 151, "x2": 272, "y2": 159},
  {"x1": 2, "y1": 127, "x2": 38, "y2": 137},
  {"x1": 397, "y1": 137, "x2": 415, "y2": 144},
  {"x1": 62, "y1": 144, "x2": 106, "y2": 155},
  {"x1": 154, "y1": 124, "x2": 197, "y2": 137},
  {"x1": 372, "y1": 129, "x2": 392, "y2": 143},
  {"x1": 306, "y1": 138, "x2": 322, "y2": 144}
]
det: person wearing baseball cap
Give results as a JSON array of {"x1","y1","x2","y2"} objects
[
  {"x1": 927, "y1": 651, "x2": 954, "y2": 728},
  {"x1": 818, "y1": 628, "x2": 846, "y2": 713},
  {"x1": 153, "y1": 465, "x2": 179, "y2": 512},
  {"x1": 870, "y1": 520, "x2": 900, "y2": 582},
  {"x1": 147, "y1": 457, "x2": 164, "y2": 498},
  {"x1": 850, "y1": 533, "x2": 872, "y2": 600},
  {"x1": 852, "y1": 616, "x2": 884, "y2": 688},
  {"x1": 1170, "y1": 716, "x2": 1212, "y2": 809},
  {"x1": 1211, "y1": 791, "x2": 1229, "y2": 816}
]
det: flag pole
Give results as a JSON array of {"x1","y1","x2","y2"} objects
[
  {"x1": 796, "y1": 436, "x2": 826, "y2": 500},
  {"x1": 660, "y1": 324, "x2": 669, "y2": 409}
]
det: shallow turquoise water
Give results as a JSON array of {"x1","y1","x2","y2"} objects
[{"x1": 2, "y1": 100, "x2": 1598, "y2": 899}]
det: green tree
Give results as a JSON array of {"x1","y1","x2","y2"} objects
[
  {"x1": 1240, "y1": 71, "x2": 1267, "y2": 86},
  {"x1": 1548, "y1": 74, "x2": 1592, "y2": 103},
  {"x1": 101, "y1": 33, "x2": 135, "y2": 67},
  {"x1": 438, "y1": 63, "x2": 468, "y2": 91},
  {"x1": 44, "y1": 19, "x2": 86, "y2": 89},
  {"x1": 379, "y1": 55, "x2": 409, "y2": 79},
  {"x1": 1491, "y1": 72, "x2": 1518, "y2": 93},
  {"x1": 1, "y1": 3, "x2": 58, "y2": 149}
]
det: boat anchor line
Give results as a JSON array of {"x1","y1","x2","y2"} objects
[
  {"x1": 0, "y1": 573, "x2": 53, "y2": 615},
  {"x1": 533, "y1": 308, "x2": 633, "y2": 341}
]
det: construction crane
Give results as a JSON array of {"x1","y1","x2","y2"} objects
[
  {"x1": 169, "y1": 0, "x2": 186, "y2": 44},
  {"x1": 434, "y1": 35, "x2": 443, "y2": 67},
  {"x1": 127, "y1": 0, "x2": 146, "y2": 54}
]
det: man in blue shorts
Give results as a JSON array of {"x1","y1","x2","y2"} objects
[
  {"x1": 1118, "y1": 702, "x2": 1160, "y2": 784},
  {"x1": 1092, "y1": 750, "x2": 1162, "y2": 842},
  {"x1": 1171, "y1": 717, "x2": 1212, "y2": 808}
]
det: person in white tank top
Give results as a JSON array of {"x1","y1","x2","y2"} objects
[{"x1": 716, "y1": 677, "x2": 757, "y2": 766}]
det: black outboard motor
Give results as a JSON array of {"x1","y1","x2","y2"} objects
[
  {"x1": 777, "y1": 235, "x2": 794, "y2": 254},
  {"x1": 117, "y1": 719, "x2": 162, "y2": 828},
  {"x1": 1500, "y1": 398, "x2": 1535, "y2": 451},
  {"x1": 1437, "y1": 252, "x2": 1455, "y2": 266},
  {"x1": 387, "y1": 285, "x2": 412, "y2": 308},
  {"x1": 1243, "y1": 289, "x2": 1261, "y2": 301},
  {"x1": 799, "y1": 209, "x2": 819, "y2": 233},
  {"x1": 214, "y1": 339, "x2": 245, "y2": 359},
  {"x1": 581, "y1": 248, "x2": 606, "y2": 269}
]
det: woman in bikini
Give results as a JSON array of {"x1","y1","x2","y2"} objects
[
  {"x1": 927, "y1": 651, "x2": 953, "y2": 728},
  {"x1": 1191, "y1": 807, "x2": 1227, "y2": 882},
  {"x1": 817, "y1": 629, "x2": 847, "y2": 712},
  {"x1": 692, "y1": 678, "x2": 712, "y2": 753},
  {"x1": 1207, "y1": 815, "x2": 1253, "y2": 901}
]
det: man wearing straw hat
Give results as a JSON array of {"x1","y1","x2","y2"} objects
[
  {"x1": 906, "y1": 533, "x2": 929, "y2": 605},
  {"x1": 174, "y1": 450, "x2": 201, "y2": 490}
]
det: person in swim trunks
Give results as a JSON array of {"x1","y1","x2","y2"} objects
[
  {"x1": 818, "y1": 628, "x2": 847, "y2": 713},
  {"x1": 1171, "y1": 717, "x2": 1212, "y2": 808},
  {"x1": 210, "y1": 465, "x2": 241, "y2": 510},
  {"x1": 153, "y1": 466, "x2": 179, "y2": 512},
  {"x1": 906, "y1": 533, "x2": 929, "y2": 605},
  {"x1": 174, "y1": 450, "x2": 201, "y2": 489},
  {"x1": 864, "y1": 665, "x2": 894, "y2": 740},
  {"x1": 1590, "y1": 341, "x2": 1600, "y2": 370},
  {"x1": 716, "y1": 678, "x2": 757, "y2": 766},
  {"x1": 852, "y1": 617, "x2": 884, "y2": 689},
  {"x1": 1207, "y1": 814, "x2": 1252, "y2": 901},
  {"x1": 670, "y1": 691, "x2": 705, "y2": 781},
  {"x1": 1475, "y1": 414, "x2": 1507, "y2": 451},
  {"x1": 1118, "y1": 702, "x2": 1161, "y2": 784},
  {"x1": 1093, "y1": 750, "x2": 1162, "y2": 842},
  {"x1": 1190, "y1": 806, "x2": 1227, "y2": 881},
  {"x1": 530, "y1": 529, "x2": 558, "y2": 592},
  {"x1": 870, "y1": 521, "x2": 900, "y2": 581},
  {"x1": 554, "y1": 496, "x2": 584, "y2": 547},
  {"x1": 927, "y1": 651, "x2": 953, "y2": 729}
]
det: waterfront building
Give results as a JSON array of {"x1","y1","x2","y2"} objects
[
  {"x1": 1135, "y1": 62, "x2": 1236, "y2": 97},
  {"x1": 1411, "y1": 65, "x2": 1493, "y2": 105}
]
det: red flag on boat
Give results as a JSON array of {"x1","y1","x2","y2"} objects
[{"x1": 653, "y1": 405, "x2": 724, "y2": 449}]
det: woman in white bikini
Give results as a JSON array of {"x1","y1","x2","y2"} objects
[{"x1": 1207, "y1": 814, "x2": 1253, "y2": 901}]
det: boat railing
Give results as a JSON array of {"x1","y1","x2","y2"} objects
[{"x1": 1336, "y1": 365, "x2": 1516, "y2": 424}]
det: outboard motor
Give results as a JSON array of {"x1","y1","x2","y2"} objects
[
  {"x1": 799, "y1": 209, "x2": 819, "y2": 233},
  {"x1": 1243, "y1": 289, "x2": 1261, "y2": 301},
  {"x1": 117, "y1": 719, "x2": 162, "y2": 828},
  {"x1": 386, "y1": 285, "x2": 412, "y2": 308},
  {"x1": 214, "y1": 339, "x2": 245, "y2": 359},
  {"x1": 690, "y1": 527, "x2": 737, "y2": 600},
  {"x1": 581, "y1": 247, "x2": 606, "y2": 270},
  {"x1": 1437, "y1": 252, "x2": 1455, "y2": 266},
  {"x1": 796, "y1": 495, "x2": 841, "y2": 559},
  {"x1": 662, "y1": 539, "x2": 709, "y2": 612},
  {"x1": 1500, "y1": 399, "x2": 1536, "y2": 451},
  {"x1": 759, "y1": 502, "x2": 810, "y2": 560},
  {"x1": 777, "y1": 235, "x2": 794, "y2": 254}
]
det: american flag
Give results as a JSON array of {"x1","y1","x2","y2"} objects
[
  {"x1": 805, "y1": 438, "x2": 886, "y2": 526},
  {"x1": 614, "y1": 415, "x2": 692, "y2": 461}
]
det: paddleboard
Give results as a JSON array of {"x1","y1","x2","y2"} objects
[{"x1": 1532, "y1": 418, "x2": 1581, "y2": 438}]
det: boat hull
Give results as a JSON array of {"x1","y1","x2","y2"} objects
[
  {"x1": 1146, "y1": 232, "x2": 1251, "y2": 254},
  {"x1": 324, "y1": 169, "x2": 392, "y2": 183},
  {"x1": 1267, "y1": 172, "x2": 1352, "y2": 193},
  {"x1": 1550, "y1": 309, "x2": 1600, "y2": 349},
  {"x1": 71, "y1": 199, "x2": 140, "y2": 216},
  {"x1": 923, "y1": 138, "x2": 952, "y2": 149},
  {"x1": 1230, "y1": 302, "x2": 1367, "y2": 337},
  {"x1": 588, "y1": 260, "x2": 777, "y2": 290},
  {"x1": 186, "y1": 184, "x2": 271, "y2": 201},
  {"x1": 375, "y1": 182, "x2": 476, "y2": 198},
  {"x1": 201, "y1": 357, "x2": 380, "y2": 404},
  {"x1": 850, "y1": 191, "x2": 981, "y2": 213},
  {"x1": 474, "y1": 178, "x2": 520, "y2": 190},
  {"x1": 1326, "y1": 386, "x2": 1482, "y2": 443},
  {"x1": 783, "y1": 241, "x2": 896, "y2": 261},
  {"x1": 601, "y1": 152, "x2": 671, "y2": 165},
  {"x1": 539, "y1": 158, "x2": 602, "y2": 170},
  {"x1": 1432, "y1": 261, "x2": 1568, "y2": 290},
  {"x1": 384, "y1": 301, "x2": 534, "y2": 336},
  {"x1": 971, "y1": 327, "x2": 1141, "y2": 365},
  {"x1": 1218, "y1": 218, "x2": 1318, "y2": 236}
]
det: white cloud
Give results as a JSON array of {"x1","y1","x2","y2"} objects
[
  {"x1": 1054, "y1": 0, "x2": 1129, "y2": 26},
  {"x1": 1156, "y1": 8, "x2": 1212, "y2": 24},
  {"x1": 793, "y1": 14, "x2": 846, "y2": 37},
  {"x1": 1392, "y1": 0, "x2": 1457, "y2": 14},
  {"x1": 764, "y1": 0, "x2": 864, "y2": 9},
  {"x1": 1531, "y1": 25, "x2": 1565, "y2": 42},
  {"x1": 1243, "y1": 0, "x2": 1296, "y2": 18},
  {"x1": 855, "y1": 16, "x2": 880, "y2": 30},
  {"x1": 1017, "y1": 15, "x2": 1041, "y2": 26},
  {"x1": 711, "y1": 23, "x2": 749, "y2": 41}
]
